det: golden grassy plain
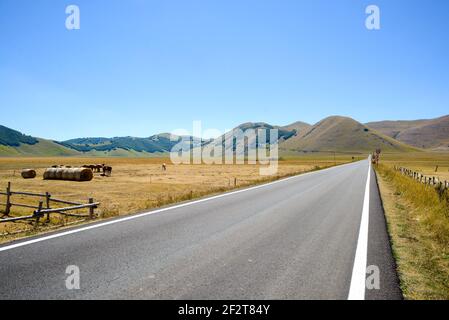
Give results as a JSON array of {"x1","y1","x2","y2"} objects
[
  {"x1": 0, "y1": 156, "x2": 352, "y2": 241},
  {"x1": 375, "y1": 152, "x2": 449, "y2": 299},
  {"x1": 380, "y1": 152, "x2": 449, "y2": 182}
]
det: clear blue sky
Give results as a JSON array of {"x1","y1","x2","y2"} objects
[{"x1": 1, "y1": 0, "x2": 448, "y2": 140}]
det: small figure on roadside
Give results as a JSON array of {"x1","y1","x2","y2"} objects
[{"x1": 162, "y1": 163, "x2": 167, "y2": 171}]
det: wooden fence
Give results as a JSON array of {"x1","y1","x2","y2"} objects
[
  {"x1": 0, "y1": 182, "x2": 99, "y2": 225},
  {"x1": 394, "y1": 166, "x2": 449, "y2": 198}
]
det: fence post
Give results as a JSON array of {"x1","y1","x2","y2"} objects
[
  {"x1": 45, "y1": 192, "x2": 51, "y2": 223},
  {"x1": 5, "y1": 182, "x2": 11, "y2": 216},
  {"x1": 89, "y1": 198, "x2": 95, "y2": 220},
  {"x1": 438, "y1": 182, "x2": 444, "y2": 199},
  {"x1": 34, "y1": 201, "x2": 43, "y2": 227}
]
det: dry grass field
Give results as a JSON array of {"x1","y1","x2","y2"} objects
[
  {"x1": 380, "y1": 152, "x2": 449, "y2": 182},
  {"x1": 0, "y1": 156, "x2": 352, "y2": 242},
  {"x1": 375, "y1": 152, "x2": 449, "y2": 299}
]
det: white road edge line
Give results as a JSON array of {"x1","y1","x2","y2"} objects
[
  {"x1": 347, "y1": 156, "x2": 371, "y2": 300},
  {"x1": 0, "y1": 160, "x2": 359, "y2": 252}
]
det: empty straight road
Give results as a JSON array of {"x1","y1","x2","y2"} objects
[{"x1": 0, "y1": 159, "x2": 401, "y2": 300}]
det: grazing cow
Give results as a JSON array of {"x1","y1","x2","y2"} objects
[
  {"x1": 82, "y1": 165, "x2": 97, "y2": 172},
  {"x1": 102, "y1": 165, "x2": 112, "y2": 176}
]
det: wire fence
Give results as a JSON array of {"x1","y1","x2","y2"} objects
[{"x1": 394, "y1": 166, "x2": 449, "y2": 199}]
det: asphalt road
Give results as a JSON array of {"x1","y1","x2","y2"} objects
[{"x1": 0, "y1": 159, "x2": 402, "y2": 300}]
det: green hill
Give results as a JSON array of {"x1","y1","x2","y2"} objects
[
  {"x1": 0, "y1": 125, "x2": 202, "y2": 157},
  {"x1": 0, "y1": 125, "x2": 38, "y2": 147},
  {"x1": 0, "y1": 125, "x2": 78, "y2": 156},
  {"x1": 61, "y1": 133, "x2": 201, "y2": 154},
  {"x1": 203, "y1": 122, "x2": 297, "y2": 154},
  {"x1": 0, "y1": 138, "x2": 80, "y2": 157}
]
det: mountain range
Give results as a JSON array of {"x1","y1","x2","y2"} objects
[
  {"x1": 280, "y1": 116, "x2": 417, "y2": 154},
  {"x1": 366, "y1": 115, "x2": 449, "y2": 150},
  {"x1": 1, "y1": 115, "x2": 447, "y2": 157}
]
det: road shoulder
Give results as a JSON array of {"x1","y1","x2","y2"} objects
[{"x1": 366, "y1": 167, "x2": 403, "y2": 300}]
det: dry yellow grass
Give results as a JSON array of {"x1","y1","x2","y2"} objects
[
  {"x1": 381, "y1": 152, "x2": 449, "y2": 182},
  {"x1": 376, "y1": 162, "x2": 449, "y2": 299},
  {"x1": 0, "y1": 156, "x2": 350, "y2": 242}
]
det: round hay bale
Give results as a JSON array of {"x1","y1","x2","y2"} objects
[
  {"x1": 44, "y1": 168, "x2": 59, "y2": 180},
  {"x1": 55, "y1": 168, "x2": 64, "y2": 180},
  {"x1": 43, "y1": 167, "x2": 93, "y2": 182},
  {"x1": 62, "y1": 168, "x2": 73, "y2": 180},
  {"x1": 21, "y1": 169, "x2": 36, "y2": 179},
  {"x1": 79, "y1": 168, "x2": 94, "y2": 181}
]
